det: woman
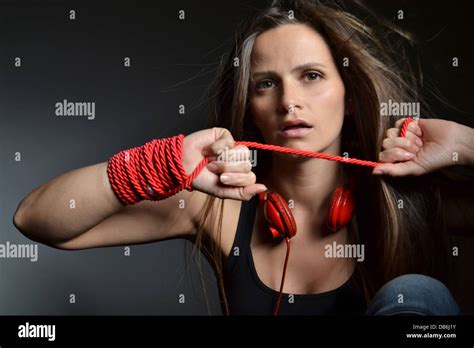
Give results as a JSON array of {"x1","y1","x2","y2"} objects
[{"x1": 13, "y1": 0, "x2": 472, "y2": 315}]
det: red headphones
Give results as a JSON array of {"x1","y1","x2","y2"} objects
[
  {"x1": 258, "y1": 181, "x2": 355, "y2": 238},
  {"x1": 257, "y1": 181, "x2": 356, "y2": 315}
]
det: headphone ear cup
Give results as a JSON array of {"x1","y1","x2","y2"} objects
[
  {"x1": 259, "y1": 190, "x2": 297, "y2": 239},
  {"x1": 260, "y1": 191, "x2": 285, "y2": 239},
  {"x1": 268, "y1": 192, "x2": 297, "y2": 239},
  {"x1": 327, "y1": 185, "x2": 355, "y2": 232}
]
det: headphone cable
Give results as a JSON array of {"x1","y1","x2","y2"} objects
[{"x1": 273, "y1": 237, "x2": 291, "y2": 315}]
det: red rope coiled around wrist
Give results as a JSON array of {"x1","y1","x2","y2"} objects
[{"x1": 107, "y1": 134, "x2": 196, "y2": 205}]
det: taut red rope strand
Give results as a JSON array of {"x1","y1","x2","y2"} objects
[{"x1": 107, "y1": 118, "x2": 414, "y2": 205}]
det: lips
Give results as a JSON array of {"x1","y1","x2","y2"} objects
[
  {"x1": 279, "y1": 125, "x2": 314, "y2": 138},
  {"x1": 281, "y1": 118, "x2": 313, "y2": 131},
  {"x1": 283, "y1": 124, "x2": 312, "y2": 130}
]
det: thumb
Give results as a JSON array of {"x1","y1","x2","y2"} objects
[
  {"x1": 372, "y1": 162, "x2": 422, "y2": 177},
  {"x1": 202, "y1": 127, "x2": 235, "y2": 157},
  {"x1": 216, "y1": 127, "x2": 235, "y2": 143},
  {"x1": 240, "y1": 184, "x2": 268, "y2": 201}
]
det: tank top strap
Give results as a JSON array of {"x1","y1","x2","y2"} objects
[{"x1": 224, "y1": 194, "x2": 259, "y2": 273}]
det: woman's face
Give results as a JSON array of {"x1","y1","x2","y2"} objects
[{"x1": 249, "y1": 23, "x2": 347, "y2": 154}]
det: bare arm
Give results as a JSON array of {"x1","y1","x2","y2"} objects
[
  {"x1": 13, "y1": 162, "x2": 203, "y2": 250},
  {"x1": 12, "y1": 128, "x2": 265, "y2": 250},
  {"x1": 456, "y1": 122, "x2": 474, "y2": 166}
]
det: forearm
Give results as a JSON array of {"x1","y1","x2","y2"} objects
[
  {"x1": 456, "y1": 123, "x2": 474, "y2": 166},
  {"x1": 13, "y1": 162, "x2": 123, "y2": 245}
]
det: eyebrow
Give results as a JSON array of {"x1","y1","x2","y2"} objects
[{"x1": 251, "y1": 62, "x2": 327, "y2": 79}]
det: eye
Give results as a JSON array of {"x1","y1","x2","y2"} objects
[
  {"x1": 303, "y1": 71, "x2": 322, "y2": 82},
  {"x1": 255, "y1": 79, "x2": 275, "y2": 90}
]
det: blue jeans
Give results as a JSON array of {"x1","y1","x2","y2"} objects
[{"x1": 365, "y1": 274, "x2": 460, "y2": 315}]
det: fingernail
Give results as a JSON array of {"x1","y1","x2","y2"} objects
[
  {"x1": 220, "y1": 174, "x2": 230, "y2": 183},
  {"x1": 404, "y1": 152, "x2": 414, "y2": 158},
  {"x1": 415, "y1": 138, "x2": 423, "y2": 147}
]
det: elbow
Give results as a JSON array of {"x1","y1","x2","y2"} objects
[
  {"x1": 13, "y1": 195, "x2": 38, "y2": 238},
  {"x1": 12, "y1": 203, "x2": 68, "y2": 250},
  {"x1": 12, "y1": 206, "x2": 41, "y2": 245},
  {"x1": 13, "y1": 203, "x2": 28, "y2": 237},
  {"x1": 13, "y1": 197, "x2": 88, "y2": 251}
]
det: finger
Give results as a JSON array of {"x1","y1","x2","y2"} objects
[
  {"x1": 241, "y1": 184, "x2": 268, "y2": 201},
  {"x1": 208, "y1": 146, "x2": 250, "y2": 163},
  {"x1": 214, "y1": 145, "x2": 250, "y2": 162},
  {"x1": 207, "y1": 140, "x2": 233, "y2": 158},
  {"x1": 379, "y1": 148, "x2": 415, "y2": 163},
  {"x1": 372, "y1": 162, "x2": 424, "y2": 177},
  {"x1": 401, "y1": 129, "x2": 423, "y2": 146},
  {"x1": 386, "y1": 128, "x2": 399, "y2": 138},
  {"x1": 207, "y1": 160, "x2": 252, "y2": 173},
  {"x1": 394, "y1": 118, "x2": 408, "y2": 129},
  {"x1": 202, "y1": 128, "x2": 235, "y2": 157},
  {"x1": 216, "y1": 127, "x2": 236, "y2": 146},
  {"x1": 385, "y1": 127, "x2": 419, "y2": 143},
  {"x1": 382, "y1": 137, "x2": 419, "y2": 153},
  {"x1": 394, "y1": 118, "x2": 422, "y2": 137},
  {"x1": 219, "y1": 171, "x2": 257, "y2": 187},
  {"x1": 222, "y1": 184, "x2": 268, "y2": 201},
  {"x1": 407, "y1": 120, "x2": 423, "y2": 137}
]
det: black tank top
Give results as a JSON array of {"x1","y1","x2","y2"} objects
[{"x1": 222, "y1": 194, "x2": 367, "y2": 315}]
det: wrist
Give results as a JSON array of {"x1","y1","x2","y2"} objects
[
  {"x1": 181, "y1": 135, "x2": 199, "y2": 192},
  {"x1": 107, "y1": 134, "x2": 191, "y2": 205},
  {"x1": 181, "y1": 135, "x2": 195, "y2": 177}
]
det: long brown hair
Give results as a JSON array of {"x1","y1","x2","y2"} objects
[{"x1": 189, "y1": 0, "x2": 448, "y2": 315}]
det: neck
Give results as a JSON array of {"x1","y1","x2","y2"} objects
[
  {"x1": 267, "y1": 155, "x2": 342, "y2": 209},
  {"x1": 261, "y1": 140, "x2": 345, "y2": 237}
]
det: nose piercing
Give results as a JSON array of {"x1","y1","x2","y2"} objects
[{"x1": 288, "y1": 104, "x2": 295, "y2": 113}]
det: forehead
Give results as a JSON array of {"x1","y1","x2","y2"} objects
[{"x1": 250, "y1": 23, "x2": 333, "y2": 70}]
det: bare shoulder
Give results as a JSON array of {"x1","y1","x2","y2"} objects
[{"x1": 186, "y1": 190, "x2": 243, "y2": 259}]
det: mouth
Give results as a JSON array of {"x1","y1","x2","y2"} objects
[{"x1": 279, "y1": 121, "x2": 314, "y2": 138}]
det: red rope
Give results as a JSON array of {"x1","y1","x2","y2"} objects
[
  {"x1": 400, "y1": 117, "x2": 414, "y2": 138},
  {"x1": 234, "y1": 141, "x2": 380, "y2": 167},
  {"x1": 107, "y1": 134, "x2": 193, "y2": 204},
  {"x1": 107, "y1": 118, "x2": 414, "y2": 205}
]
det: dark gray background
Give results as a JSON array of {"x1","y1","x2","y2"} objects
[{"x1": 1, "y1": 0, "x2": 472, "y2": 315}]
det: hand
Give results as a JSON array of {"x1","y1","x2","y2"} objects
[
  {"x1": 373, "y1": 118, "x2": 463, "y2": 176},
  {"x1": 182, "y1": 127, "x2": 267, "y2": 200}
]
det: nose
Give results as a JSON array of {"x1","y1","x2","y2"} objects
[{"x1": 278, "y1": 79, "x2": 300, "y2": 114}]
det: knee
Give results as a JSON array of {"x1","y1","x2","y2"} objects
[{"x1": 366, "y1": 274, "x2": 460, "y2": 316}]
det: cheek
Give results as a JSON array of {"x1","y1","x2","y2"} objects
[
  {"x1": 250, "y1": 98, "x2": 274, "y2": 129},
  {"x1": 313, "y1": 82, "x2": 345, "y2": 124},
  {"x1": 318, "y1": 81, "x2": 345, "y2": 111},
  {"x1": 307, "y1": 82, "x2": 346, "y2": 145}
]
